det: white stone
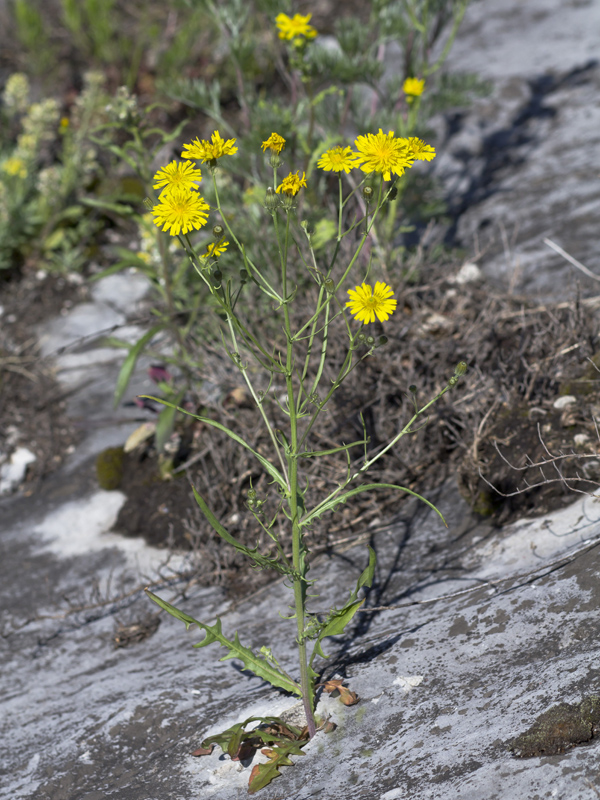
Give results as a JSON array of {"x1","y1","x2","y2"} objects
[
  {"x1": 553, "y1": 395, "x2": 577, "y2": 409},
  {"x1": 0, "y1": 447, "x2": 36, "y2": 494}
]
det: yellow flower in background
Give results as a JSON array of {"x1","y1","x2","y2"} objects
[
  {"x1": 346, "y1": 282, "x2": 397, "y2": 324},
  {"x1": 153, "y1": 160, "x2": 203, "y2": 194},
  {"x1": 354, "y1": 129, "x2": 414, "y2": 181},
  {"x1": 261, "y1": 132, "x2": 286, "y2": 154},
  {"x1": 317, "y1": 146, "x2": 359, "y2": 174},
  {"x1": 405, "y1": 137, "x2": 436, "y2": 162},
  {"x1": 403, "y1": 77, "x2": 425, "y2": 103},
  {"x1": 1, "y1": 157, "x2": 27, "y2": 179},
  {"x1": 201, "y1": 240, "x2": 229, "y2": 259},
  {"x1": 151, "y1": 187, "x2": 210, "y2": 236},
  {"x1": 182, "y1": 131, "x2": 238, "y2": 163},
  {"x1": 276, "y1": 171, "x2": 307, "y2": 196},
  {"x1": 275, "y1": 12, "x2": 317, "y2": 40}
]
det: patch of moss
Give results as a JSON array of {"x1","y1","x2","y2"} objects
[
  {"x1": 509, "y1": 696, "x2": 600, "y2": 757},
  {"x1": 96, "y1": 446, "x2": 125, "y2": 490}
]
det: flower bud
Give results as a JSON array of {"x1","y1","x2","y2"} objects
[
  {"x1": 362, "y1": 186, "x2": 374, "y2": 203},
  {"x1": 264, "y1": 187, "x2": 279, "y2": 212},
  {"x1": 378, "y1": 336, "x2": 388, "y2": 346},
  {"x1": 324, "y1": 278, "x2": 335, "y2": 293},
  {"x1": 212, "y1": 225, "x2": 224, "y2": 238},
  {"x1": 409, "y1": 385, "x2": 417, "y2": 394},
  {"x1": 269, "y1": 152, "x2": 282, "y2": 169},
  {"x1": 366, "y1": 336, "x2": 375, "y2": 346},
  {"x1": 387, "y1": 186, "x2": 398, "y2": 201},
  {"x1": 239, "y1": 269, "x2": 248, "y2": 281},
  {"x1": 212, "y1": 269, "x2": 222, "y2": 284},
  {"x1": 454, "y1": 361, "x2": 468, "y2": 376}
]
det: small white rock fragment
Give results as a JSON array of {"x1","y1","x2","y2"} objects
[
  {"x1": 553, "y1": 395, "x2": 576, "y2": 409},
  {"x1": 574, "y1": 433, "x2": 590, "y2": 447},
  {"x1": 0, "y1": 447, "x2": 36, "y2": 494},
  {"x1": 453, "y1": 262, "x2": 482, "y2": 285},
  {"x1": 393, "y1": 675, "x2": 424, "y2": 691}
]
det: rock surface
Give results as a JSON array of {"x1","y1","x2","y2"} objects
[{"x1": 3, "y1": 1, "x2": 600, "y2": 799}]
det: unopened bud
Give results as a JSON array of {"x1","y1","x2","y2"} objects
[
  {"x1": 269, "y1": 152, "x2": 282, "y2": 169},
  {"x1": 454, "y1": 361, "x2": 467, "y2": 376},
  {"x1": 239, "y1": 269, "x2": 248, "y2": 281},
  {"x1": 378, "y1": 336, "x2": 388, "y2": 346},
  {"x1": 366, "y1": 336, "x2": 375, "y2": 345},
  {"x1": 264, "y1": 187, "x2": 278, "y2": 211},
  {"x1": 409, "y1": 385, "x2": 417, "y2": 394},
  {"x1": 324, "y1": 278, "x2": 335, "y2": 293},
  {"x1": 212, "y1": 225, "x2": 224, "y2": 238},
  {"x1": 362, "y1": 186, "x2": 374, "y2": 203},
  {"x1": 212, "y1": 269, "x2": 222, "y2": 284},
  {"x1": 387, "y1": 186, "x2": 398, "y2": 201}
]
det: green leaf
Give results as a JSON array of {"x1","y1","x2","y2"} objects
[
  {"x1": 352, "y1": 545, "x2": 376, "y2": 600},
  {"x1": 154, "y1": 391, "x2": 183, "y2": 453},
  {"x1": 80, "y1": 196, "x2": 136, "y2": 215},
  {"x1": 113, "y1": 325, "x2": 164, "y2": 408},
  {"x1": 298, "y1": 438, "x2": 367, "y2": 458},
  {"x1": 310, "y1": 600, "x2": 364, "y2": 663},
  {"x1": 145, "y1": 590, "x2": 302, "y2": 696},
  {"x1": 302, "y1": 483, "x2": 447, "y2": 528},
  {"x1": 140, "y1": 395, "x2": 288, "y2": 491},
  {"x1": 192, "y1": 487, "x2": 296, "y2": 577},
  {"x1": 248, "y1": 741, "x2": 306, "y2": 794}
]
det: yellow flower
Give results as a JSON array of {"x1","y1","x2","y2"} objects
[
  {"x1": 354, "y1": 129, "x2": 414, "y2": 181},
  {"x1": 346, "y1": 282, "x2": 397, "y2": 324},
  {"x1": 181, "y1": 131, "x2": 238, "y2": 163},
  {"x1": 317, "y1": 146, "x2": 359, "y2": 174},
  {"x1": 405, "y1": 137, "x2": 436, "y2": 162},
  {"x1": 275, "y1": 12, "x2": 317, "y2": 40},
  {"x1": 1, "y1": 157, "x2": 27, "y2": 179},
  {"x1": 276, "y1": 171, "x2": 307, "y2": 196},
  {"x1": 151, "y1": 187, "x2": 210, "y2": 236},
  {"x1": 153, "y1": 160, "x2": 203, "y2": 194},
  {"x1": 201, "y1": 240, "x2": 229, "y2": 259},
  {"x1": 403, "y1": 77, "x2": 425, "y2": 103},
  {"x1": 261, "y1": 132, "x2": 286, "y2": 154}
]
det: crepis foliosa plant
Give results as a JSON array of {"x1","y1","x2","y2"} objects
[{"x1": 143, "y1": 15, "x2": 466, "y2": 794}]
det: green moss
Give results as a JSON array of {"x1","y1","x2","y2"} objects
[
  {"x1": 96, "y1": 446, "x2": 125, "y2": 490},
  {"x1": 510, "y1": 696, "x2": 600, "y2": 757}
]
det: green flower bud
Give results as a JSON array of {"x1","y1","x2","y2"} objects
[
  {"x1": 212, "y1": 269, "x2": 222, "y2": 284},
  {"x1": 366, "y1": 336, "x2": 375, "y2": 345},
  {"x1": 409, "y1": 385, "x2": 417, "y2": 394},
  {"x1": 212, "y1": 225, "x2": 224, "y2": 238},
  {"x1": 378, "y1": 335, "x2": 388, "y2": 346},
  {"x1": 324, "y1": 278, "x2": 335, "y2": 293},
  {"x1": 387, "y1": 186, "x2": 398, "y2": 201},
  {"x1": 264, "y1": 187, "x2": 279, "y2": 211},
  {"x1": 239, "y1": 269, "x2": 248, "y2": 281},
  {"x1": 454, "y1": 361, "x2": 468, "y2": 376},
  {"x1": 269, "y1": 152, "x2": 282, "y2": 169},
  {"x1": 362, "y1": 186, "x2": 374, "y2": 203}
]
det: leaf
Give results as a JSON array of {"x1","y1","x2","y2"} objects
[
  {"x1": 298, "y1": 438, "x2": 367, "y2": 458},
  {"x1": 124, "y1": 421, "x2": 156, "y2": 453},
  {"x1": 248, "y1": 742, "x2": 306, "y2": 794},
  {"x1": 154, "y1": 391, "x2": 184, "y2": 454},
  {"x1": 351, "y1": 545, "x2": 376, "y2": 601},
  {"x1": 145, "y1": 590, "x2": 301, "y2": 696},
  {"x1": 310, "y1": 600, "x2": 364, "y2": 663},
  {"x1": 302, "y1": 483, "x2": 447, "y2": 528},
  {"x1": 113, "y1": 326, "x2": 165, "y2": 408},
  {"x1": 191, "y1": 486, "x2": 296, "y2": 577},
  {"x1": 191, "y1": 745, "x2": 214, "y2": 757},
  {"x1": 320, "y1": 679, "x2": 359, "y2": 706},
  {"x1": 140, "y1": 395, "x2": 288, "y2": 491},
  {"x1": 80, "y1": 196, "x2": 136, "y2": 215}
]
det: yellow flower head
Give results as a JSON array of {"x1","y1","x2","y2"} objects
[
  {"x1": 1, "y1": 156, "x2": 27, "y2": 179},
  {"x1": 317, "y1": 146, "x2": 359, "y2": 174},
  {"x1": 403, "y1": 77, "x2": 425, "y2": 103},
  {"x1": 153, "y1": 160, "x2": 203, "y2": 194},
  {"x1": 151, "y1": 187, "x2": 210, "y2": 237},
  {"x1": 276, "y1": 171, "x2": 307, "y2": 196},
  {"x1": 275, "y1": 13, "x2": 317, "y2": 40},
  {"x1": 201, "y1": 240, "x2": 229, "y2": 259},
  {"x1": 346, "y1": 281, "x2": 397, "y2": 324},
  {"x1": 354, "y1": 129, "x2": 414, "y2": 181},
  {"x1": 181, "y1": 131, "x2": 238, "y2": 163},
  {"x1": 261, "y1": 132, "x2": 286, "y2": 154},
  {"x1": 405, "y1": 137, "x2": 436, "y2": 162}
]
